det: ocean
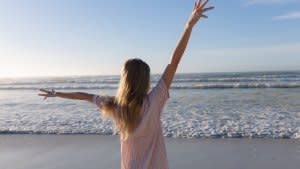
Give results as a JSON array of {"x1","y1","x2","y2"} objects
[{"x1": 1, "y1": 71, "x2": 300, "y2": 139}]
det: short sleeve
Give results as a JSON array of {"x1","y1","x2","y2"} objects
[
  {"x1": 148, "y1": 78, "x2": 170, "y2": 114},
  {"x1": 92, "y1": 95, "x2": 109, "y2": 109},
  {"x1": 93, "y1": 95, "x2": 119, "y2": 122}
]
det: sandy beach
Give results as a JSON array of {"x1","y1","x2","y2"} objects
[{"x1": 0, "y1": 135, "x2": 300, "y2": 169}]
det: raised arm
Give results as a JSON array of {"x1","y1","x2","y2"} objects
[
  {"x1": 38, "y1": 89, "x2": 94, "y2": 103},
  {"x1": 162, "y1": 0, "x2": 214, "y2": 88}
]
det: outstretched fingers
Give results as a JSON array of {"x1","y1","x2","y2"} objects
[
  {"x1": 38, "y1": 89, "x2": 51, "y2": 100},
  {"x1": 189, "y1": 0, "x2": 214, "y2": 25},
  {"x1": 38, "y1": 94, "x2": 48, "y2": 100},
  {"x1": 203, "y1": 6, "x2": 214, "y2": 13},
  {"x1": 201, "y1": 15, "x2": 208, "y2": 19},
  {"x1": 194, "y1": 0, "x2": 214, "y2": 15},
  {"x1": 39, "y1": 89, "x2": 50, "y2": 93},
  {"x1": 201, "y1": 0, "x2": 209, "y2": 9},
  {"x1": 38, "y1": 93, "x2": 48, "y2": 100},
  {"x1": 197, "y1": 0, "x2": 202, "y2": 8}
]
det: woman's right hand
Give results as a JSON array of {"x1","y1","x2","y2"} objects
[
  {"x1": 187, "y1": 0, "x2": 214, "y2": 27},
  {"x1": 38, "y1": 89, "x2": 57, "y2": 100}
]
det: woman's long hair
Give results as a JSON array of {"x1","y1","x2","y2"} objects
[{"x1": 102, "y1": 58, "x2": 150, "y2": 139}]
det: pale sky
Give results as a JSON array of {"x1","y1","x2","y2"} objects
[{"x1": 0, "y1": 0, "x2": 300, "y2": 77}]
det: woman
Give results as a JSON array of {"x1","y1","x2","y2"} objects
[{"x1": 39, "y1": 0, "x2": 213, "y2": 168}]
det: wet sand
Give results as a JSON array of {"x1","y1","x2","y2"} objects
[{"x1": 1, "y1": 135, "x2": 300, "y2": 169}]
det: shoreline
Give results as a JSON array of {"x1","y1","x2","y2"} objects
[
  {"x1": 1, "y1": 135, "x2": 300, "y2": 169},
  {"x1": 0, "y1": 133, "x2": 299, "y2": 139}
]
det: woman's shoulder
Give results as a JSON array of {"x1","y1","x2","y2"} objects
[{"x1": 147, "y1": 79, "x2": 169, "y2": 108}]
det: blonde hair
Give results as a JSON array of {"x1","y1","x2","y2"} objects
[{"x1": 102, "y1": 58, "x2": 150, "y2": 139}]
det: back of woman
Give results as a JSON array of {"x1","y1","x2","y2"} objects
[
  {"x1": 120, "y1": 78, "x2": 169, "y2": 169},
  {"x1": 38, "y1": 1, "x2": 213, "y2": 169}
]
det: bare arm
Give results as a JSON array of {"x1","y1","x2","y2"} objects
[
  {"x1": 38, "y1": 89, "x2": 94, "y2": 103},
  {"x1": 162, "y1": 0, "x2": 214, "y2": 88}
]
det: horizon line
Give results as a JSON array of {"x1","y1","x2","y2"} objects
[{"x1": 1, "y1": 69, "x2": 300, "y2": 79}]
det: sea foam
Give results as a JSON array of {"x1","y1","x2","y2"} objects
[{"x1": 1, "y1": 72, "x2": 300, "y2": 139}]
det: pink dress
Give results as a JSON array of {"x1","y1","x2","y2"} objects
[{"x1": 93, "y1": 78, "x2": 170, "y2": 169}]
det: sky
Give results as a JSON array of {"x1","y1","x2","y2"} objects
[{"x1": 0, "y1": 0, "x2": 299, "y2": 77}]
